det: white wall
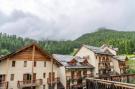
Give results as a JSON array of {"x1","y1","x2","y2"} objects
[
  {"x1": 75, "y1": 46, "x2": 98, "y2": 77},
  {"x1": 0, "y1": 59, "x2": 59, "y2": 89},
  {"x1": 58, "y1": 67, "x2": 66, "y2": 88},
  {"x1": 112, "y1": 58, "x2": 120, "y2": 74}
]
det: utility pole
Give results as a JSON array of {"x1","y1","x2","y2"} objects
[
  {"x1": 31, "y1": 45, "x2": 35, "y2": 89},
  {"x1": 51, "y1": 57, "x2": 54, "y2": 89}
]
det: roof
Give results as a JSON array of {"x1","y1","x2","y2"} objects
[
  {"x1": 113, "y1": 55, "x2": 128, "y2": 61},
  {"x1": 53, "y1": 54, "x2": 94, "y2": 69},
  {"x1": 100, "y1": 44, "x2": 118, "y2": 51},
  {"x1": 53, "y1": 54, "x2": 74, "y2": 62},
  {"x1": 83, "y1": 45, "x2": 114, "y2": 56},
  {"x1": 0, "y1": 43, "x2": 62, "y2": 66}
]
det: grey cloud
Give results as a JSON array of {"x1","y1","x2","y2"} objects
[{"x1": 0, "y1": 0, "x2": 135, "y2": 40}]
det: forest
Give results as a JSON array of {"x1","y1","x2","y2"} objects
[{"x1": 0, "y1": 28, "x2": 135, "y2": 56}]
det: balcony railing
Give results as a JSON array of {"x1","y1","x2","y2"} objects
[
  {"x1": 0, "y1": 82, "x2": 8, "y2": 89},
  {"x1": 83, "y1": 74, "x2": 93, "y2": 78},
  {"x1": 17, "y1": 79, "x2": 42, "y2": 88},
  {"x1": 47, "y1": 77, "x2": 60, "y2": 85},
  {"x1": 120, "y1": 65, "x2": 129, "y2": 69},
  {"x1": 98, "y1": 65, "x2": 113, "y2": 70},
  {"x1": 86, "y1": 78, "x2": 135, "y2": 89},
  {"x1": 66, "y1": 74, "x2": 93, "y2": 81}
]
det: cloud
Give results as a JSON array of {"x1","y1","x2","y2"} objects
[{"x1": 0, "y1": 0, "x2": 135, "y2": 40}]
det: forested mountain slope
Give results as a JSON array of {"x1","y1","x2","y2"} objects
[{"x1": 0, "y1": 28, "x2": 135, "y2": 55}]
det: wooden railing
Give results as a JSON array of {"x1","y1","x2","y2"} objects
[
  {"x1": 17, "y1": 79, "x2": 42, "y2": 88},
  {"x1": 66, "y1": 74, "x2": 93, "y2": 81},
  {"x1": 0, "y1": 82, "x2": 8, "y2": 89},
  {"x1": 86, "y1": 78, "x2": 135, "y2": 89},
  {"x1": 47, "y1": 77, "x2": 60, "y2": 85},
  {"x1": 99, "y1": 74, "x2": 135, "y2": 83},
  {"x1": 83, "y1": 74, "x2": 94, "y2": 77}
]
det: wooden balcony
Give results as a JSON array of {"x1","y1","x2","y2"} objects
[
  {"x1": 0, "y1": 82, "x2": 8, "y2": 89},
  {"x1": 98, "y1": 65, "x2": 113, "y2": 70},
  {"x1": 83, "y1": 74, "x2": 93, "y2": 78},
  {"x1": 66, "y1": 74, "x2": 93, "y2": 81},
  {"x1": 17, "y1": 79, "x2": 42, "y2": 88},
  {"x1": 47, "y1": 77, "x2": 60, "y2": 85},
  {"x1": 120, "y1": 65, "x2": 129, "y2": 69}
]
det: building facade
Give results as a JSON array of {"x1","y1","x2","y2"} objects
[
  {"x1": 0, "y1": 44, "x2": 63, "y2": 89},
  {"x1": 112, "y1": 56, "x2": 129, "y2": 74},
  {"x1": 53, "y1": 54, "x2": 94, "y2": 89},
  {"x1": 75, "y1": 44, "x2": 127, "y2": 77}
]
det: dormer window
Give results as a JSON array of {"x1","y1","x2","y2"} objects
[{"x1": 68, "y1": 59, "x2": 77, "y2": 66}]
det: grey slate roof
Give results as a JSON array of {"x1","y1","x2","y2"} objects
[
  {"x1": 53, "y1": 54, "x2": 94, "y2": 69},
  {"x1": 113, "y1": 55, "x2": 128, "y2": 61},
  {"x1": 83, "y1": 45, "x2": 114, "y2": 55}
]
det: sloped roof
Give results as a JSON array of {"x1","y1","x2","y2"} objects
[
  {"x1": 83, "y1": 45, "x2": 114, "y2": 55},
  {"x1": 53, "y1": 54, "x2": 94, "y2": 69},
  {"x1": 0, "y1": 43, "x2": 62, "y2": 66},
  {"x1": 101, "y1": 44, "x2": 118, "y2": 51},
  {"x1": 113, "y1": 55, "x2": 128, "y2": 61},
  {"x1": 53, "y1": 54, "x2": 74, "y2": 62}
]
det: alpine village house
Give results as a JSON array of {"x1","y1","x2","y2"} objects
[
  {"x1": 53, "y1": 54, "x2": 94, "y2": 89},
  {"x1": 75, "y1": 44, "x2": 129, "y2": 77},
  {"x1": 0, "y1": 43, "x2": 129, "y2": 89},
  {"x1": 0, "y1": 44, "x2": 64, "y2": 89}
]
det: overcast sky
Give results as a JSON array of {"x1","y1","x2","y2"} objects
[{"x1": 0, "y1": 0, "x2": 135, "y2": 40}]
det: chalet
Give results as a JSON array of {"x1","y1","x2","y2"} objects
[
  {"x1": 53, "y1": 54, "x2": 94, "y2": 89},
  {"x1": 0, "y1": 43, "x2": 63, "y2": 89},
  {"x1": 112, "y1": 55, "x2": 129, "y2": 74},
  {"x1": 75, "y1": 44, "x2": 118, "y2": 77}
]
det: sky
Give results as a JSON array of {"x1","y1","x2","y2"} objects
[{"x1": 0, "y1": 0, "x2": 135, "y2": 40}]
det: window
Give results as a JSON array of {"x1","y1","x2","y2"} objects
[
  {"x1": 12, "y1": 61, "x2": 16, "y2": 67},
  {"x1": 43, "y1": 73, "x2": 46, "y2": 78},
  {"x1": 24, "y1": 61, "x2": 27, "y2": 67},
  {"x1": 43, "y1": 85, "x2": 45, "y2": 89},
  {"x1": 44, "y1": 61, "x2": 46, "y2": 67},
  {"x1": 34, "y1": 61, "x2": 36, "y2": 67},
  {"x1": 10, "y1": 74, "x2": 14, "y2": 81}
]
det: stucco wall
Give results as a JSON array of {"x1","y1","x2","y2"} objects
[
  {"x1": 75, "y1": 46, "x2": 98, "y2": 77},
  {"x1": 112, "y1": 58, "x2": 120, "y2": 74},
  {"x1": 0, "y1": 59, "x2": 59, "y2": 89},
  {"x1": 58, "y1": 67, "x2": 66, "y2": 88}
]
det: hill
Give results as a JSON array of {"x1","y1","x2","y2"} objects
[
  {"x1": 0, "y1": 28, "x2": 135, "y2": 55},
  {"x1": 76, "y1": 28, "x2": 135, "y2": 54}
]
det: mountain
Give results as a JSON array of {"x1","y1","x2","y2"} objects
[
  {"x1": 0, "y1": 28, "x2": 135, "y2": 55},
  {"x1": 76, "y1": 28, "x2": 135, "y2": 54}
]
